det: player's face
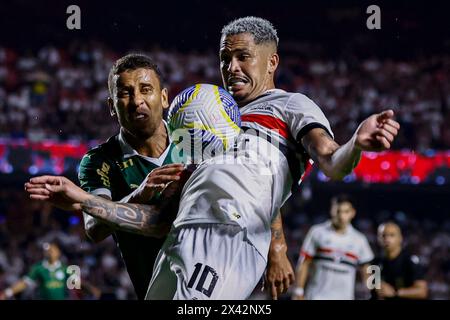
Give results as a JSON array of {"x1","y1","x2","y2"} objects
[
  {"x1": 378, "y1": 224, "x2": 402, "y2": 251},
  {"x1": 330, "y1": 201, "x2": 355, "y2": 229},
  {"x1": 110, "y1": 68, "x2": 169, "y2": 138},
  {"x1": 220, "y1": 33, "x2": 278, "y2": 106}
]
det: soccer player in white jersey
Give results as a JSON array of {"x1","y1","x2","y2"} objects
[
  {"x1": 292, "y1": 195, "x2": 374, "y2": 300},
  {"x1": 25, "y1": 17, "x2": 400, "y2": 300}
]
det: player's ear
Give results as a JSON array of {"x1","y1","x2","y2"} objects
[
  {"x1": 108, "y1": 97, "x2": 116, "y2": 117},
  {"x1": 268, "y1": 52, "x2": 279, "y2": 74},
  {"x1": 161, "y1": 88, "x2": 169, "y2": 110}
]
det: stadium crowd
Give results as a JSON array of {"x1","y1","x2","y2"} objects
[{"x1": 0, "y1": 42, "x2": 449, "y2": 151}]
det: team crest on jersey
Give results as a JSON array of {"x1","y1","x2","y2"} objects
[{"x1": 55, "y1": 270, "x2": 65, "y2": 280}]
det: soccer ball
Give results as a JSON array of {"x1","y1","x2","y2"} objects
[{"x1": 167, "y1": 83, "x2": 241, "y2": 162}]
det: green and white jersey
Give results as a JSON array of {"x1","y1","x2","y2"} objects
[
  {"x1": 24, "y1": 260, "x2": 69, "y2": 300},
  {"x1": 78, "y1": 126, "x2": 183, "y2": 299}
]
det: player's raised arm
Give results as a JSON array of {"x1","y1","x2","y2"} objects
[
  {"x1": 301, "y1": 110, "x2": 400, "y2": 180},
  {"x1": 25, "y1": 175, "x2": 178, "y2": 238}
]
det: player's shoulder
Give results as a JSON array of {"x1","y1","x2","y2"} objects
[
  {"x1": 400, "y1": 250, "x2": 421, "y2": 265},
  {"x1": 309, "y1": 221, "x2": 331, "y2": 234},
  {"x1": 279, "y1": 91, "x2": 319, "y2": 108},
  {"x1": 30, "y1": 260, "x2": 44, "y2": 271},
  {"x1": 348, "y1": 225, "x2": 370, "y2": 241}
]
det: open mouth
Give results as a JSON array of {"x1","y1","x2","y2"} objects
[
  {"x1": 132, "y1": 112, "x2": 149, "y2": 121},
  {"x1": 227, "y1": 77, "x2": 248, "y2": 90}
]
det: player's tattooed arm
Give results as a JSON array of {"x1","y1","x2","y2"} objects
[
  {"x1": 301, "y1": 128, "x2": 361, "y2": 180},
  {"x1": 83, "y1": 194, "x2": 114, "y2": 243},
  {"x1": 270, "y1": 212, "x2": 286, "y2": 245},
  {"x1": 81, "y1": 196, "x2": 171, "y2": 238}
]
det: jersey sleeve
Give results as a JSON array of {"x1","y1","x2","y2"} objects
[
  {"x1": 284, "y1": 93, "x2": 334, "y2": 141},
  {"x1": 358, "y1": 236, "x2": 374, "y2": 265},
  {"x1": 78, "y1": 150, "x2": 114, "y2": 198},
  {"x1": 300, "y1": 226, "x2": 318, "y2": 260},
  {"x1": 24, "y1": 263, "x2": 40, "y2": 285}
]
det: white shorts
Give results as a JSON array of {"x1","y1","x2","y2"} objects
[{"x1": 145, "y1": 224, "x2": 266, "y2": 300}]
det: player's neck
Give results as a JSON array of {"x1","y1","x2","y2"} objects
[
  {"x1": 123, "y1": 123, "x2": 169, "y2": 158},
  {"x1": 385, "y1": 247, "x2": 402, "y2": 260},
  {"x1": 332, "y1": 223, "x2": 348, "y2": 234},
  {"x1": 46, "y1": 259, "x2": 60, "y2": 266},
  {"x1": 237, "y1": 82, "x2": 277, "y2": 107}
]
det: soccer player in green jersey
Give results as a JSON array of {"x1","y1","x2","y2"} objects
[
  {"x1": 0, "y1": 242, "x2": 68, "y2": 299},
  {"x1": 77, "y1": 53, "x2": 185, "y2": 299},
  {"x1": 0, "y1": 242, "x2": 99, "y2": 300}
]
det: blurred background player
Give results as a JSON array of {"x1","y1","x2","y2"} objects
[
  {"x1": 0, "y1": 242, "x2": 100, "y2": 300},
  {"x1": 292, "y1": 194, "x2": 374, "y2": 300},
  {"x1": 372, "y1": 221, "x2": 428, "y2": 299}
]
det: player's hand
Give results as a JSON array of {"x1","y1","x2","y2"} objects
[
  {"x1": 127, "y1": 164, "x2": 185, "y2": 203},
  {"x1": 354, "y1": 110, "x2": 400, "y2": 152},
  {"x1": 377, "y1": 281, "x2": 397, "y2": 299},
  {"x1": 25, "y1": 176, "x2": 90, "y2": 211},
  {"x1": 264, "y1": 249, "x2": 295, "y2": 300}
]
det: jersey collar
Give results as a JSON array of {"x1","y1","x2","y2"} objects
[
  {"x1": 118, "y1": 120, "x2": 172, "y2": 166},
  {"x1": 326, "y1": 219, "x2": 354, "y2": 235}
]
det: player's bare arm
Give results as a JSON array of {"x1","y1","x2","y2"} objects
[
  {"x1": 82, "y1": 164, "x2": 184, "y2": 242},
  {"x1": 265, "y1": 211, "x2": 295, "y2": 300},
  {"x1": 292, "y1": 256, "x2": 312, "y2": 300},
  {"x1": 81, "y1": 196, "x2": 170, "y2": 238},
  {"x1": 396, "y1": 280, "x2": 428, "y2": 299},
  {"x1": 302, "y1": 110, "x2": 400, "y2": 180}
]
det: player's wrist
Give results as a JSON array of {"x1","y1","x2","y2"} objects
[{"x1": 269, "y1": 242, "x2": 287, "y2": 255}]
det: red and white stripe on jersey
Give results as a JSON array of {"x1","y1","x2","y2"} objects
[
  {"x1": 241, "y1": 113, "x2": 291, "y2": 140},
  {"x1": 301, "y1": 247, "x2": 359, "y2": 268},
  {"x1": 241, "y1": 112, "x2": 312, "y2": 188}
]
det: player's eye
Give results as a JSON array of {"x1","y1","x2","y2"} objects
[
  {"x1": 118, "y1": 90, "x2": 129, "y2": 97},
  {"x1": 239, "y1": 54, "x2": 250, "y2": 61},
  {"x1": 141, "y1": 87, "x2": 152, "y2": 94}
]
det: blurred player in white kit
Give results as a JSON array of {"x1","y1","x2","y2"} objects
[{"x1": 292, "y1": 194, "x2": 374, "y2": 300}]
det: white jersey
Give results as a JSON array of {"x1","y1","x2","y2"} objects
[
  {"x1": 173, "y1": 89, "x2": 333, "y2": 260},
  {"x1": 301, "y1": 220, "x2": 374, "y2": 300}
]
